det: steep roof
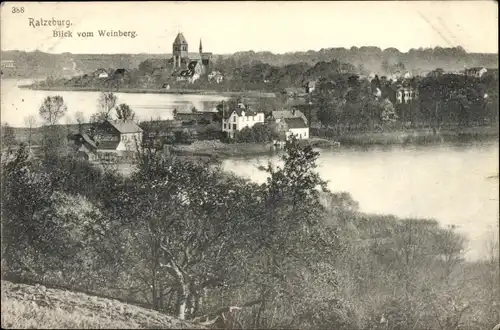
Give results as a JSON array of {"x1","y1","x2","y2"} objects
[
  {"x1": 272, "y1": 110, "x2": 305, "y2": 119},
  {"x1": 272, "y1": 110, "x2": 308, "y2": 124},
  {"x1": 223, "y1": 108, "x2": 259, "y2": 120},
  {"x1": 178, "y1": 69, "x2": 194, "y2": 77},
  {"x1": 187, "y1": 61, "x2": 199, "y2": 70},
  {"x1": 284, "y1": 117, "x2": 308, "y2": 129},
  {"x1": 107, "y1": 120, "x2": 143, "y2": 133},
  {"x1": 114, "y1": 68, "x2": 128, "y2": 75},
  {"x1": 173, "y1": 33, "x2": 188, "y2": 45}
]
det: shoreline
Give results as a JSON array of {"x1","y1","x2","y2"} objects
[
  {"x1": 167, "y1": 129, "x2": 499, "y2": 159},
  {"x1": 18, "y1": 84, "x2": 277, "y2": 98}
]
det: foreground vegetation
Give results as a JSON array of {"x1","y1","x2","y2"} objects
[
  {"x1": 1, "y1": 138, "x2": 499, "y2": 329},
  {"x1": 1, "y1": 280, "x2": 204, "y2": 329}
]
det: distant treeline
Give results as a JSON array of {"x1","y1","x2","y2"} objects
[{"x1": 1, "y1": 46, "x2": 497, "y2": 79}]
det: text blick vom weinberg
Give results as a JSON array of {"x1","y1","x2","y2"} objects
[{"x1": 28, "y1": 17, "x2": 137, "y2": 38}]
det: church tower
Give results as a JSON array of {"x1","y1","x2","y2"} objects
[
  {"x1": 172, "y1": 32, "x2": 188, "y2": 69},
  {"x1": 199, "y1": 39, "x2": 203, "y2": 54}
]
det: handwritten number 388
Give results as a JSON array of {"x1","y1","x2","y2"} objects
[{"x1": 12, "y1": 7, "x2": 25, "y2": 13}]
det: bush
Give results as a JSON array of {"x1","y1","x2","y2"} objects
[{"x1": 235, "y1": 123, "x2": 278, "y2": 143}]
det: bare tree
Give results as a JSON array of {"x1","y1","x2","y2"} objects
[
  {"x1": 75, "y1": 111, "x2": 85, "y2": 132},
  {"x1": 23, "y1": 116, "x2": 37, "y2": 149},
  {"x1": 38, "y1": 96, "x2": 68, "y2": 158},
  {"x1": 98, "y1": 92, "x2": 117, "y2": 114},
  {"x1": 116, "y1": 103, "x2": 136, "y2": 121},
  {"x1": 2, "y1": 122, "x2": 16, "y2": 148},
  {"x1": 39, "y1": 96, "x2": 67, "y2": 126}
]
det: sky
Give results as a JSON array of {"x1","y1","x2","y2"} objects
[{"x1": 1, "y1": 1, "x2": 498, "y2": 54}]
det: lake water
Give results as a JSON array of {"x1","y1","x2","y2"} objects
[
  {"x1": 223, "y1": 143, "x2": 499, "y2": 261},
  {"x1": 2, "y1": 79, "x2": 498, "y2": 260},
  {"x1": 0, "y1": 79, "x2": 226, "y2": 127}
]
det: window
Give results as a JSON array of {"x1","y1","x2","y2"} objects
[
  {"x1": 223, "y1": 123, "x2": 226, "y2": 129},
  {"x1": 233, "y1": 124, "x2": 236, "y2": 130},
  {"x1": 304, "y1": 131, "x2": 307, "y2": 138},
  {"x1": 233, "y1": 116, "x2": 236, "y2": 123}
]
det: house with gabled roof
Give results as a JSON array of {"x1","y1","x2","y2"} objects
[
  {"x1": 464, "y1": 67, "x2": 488, "y2": 78},
  {"x1": 93, "y1": 68, "x2": 109, "y2": 79},
  {"x1": 281, "y1": 117, "x2": 309, "y2": 140},
  {"x1": 221, "y1": 102, "x2": 265, "y2": 139},
  {"x1": 68, "y1": 132, "x2": 98, "y2": 161},
  {"x1": 94, "y1": 120, "x2": 143, "y2": 158}
]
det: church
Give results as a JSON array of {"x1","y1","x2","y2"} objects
[{"x1": 169, "y1": 32, "x2": 212, "y2": 82}]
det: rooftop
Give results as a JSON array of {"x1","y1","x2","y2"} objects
[
  {"x1": 173, "y1": 32, "x2": 187, "y2": 45},
  {"x1": 107, "y1": 120, "x2": 143, "y2": 133},
  {"x1": 284, "y1": 117, "x2": 308, "y2": 129}
]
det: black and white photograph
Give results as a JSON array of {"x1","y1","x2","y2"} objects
[{"x1": 1, "y1": 1, "x2": 499, "y2": 329}]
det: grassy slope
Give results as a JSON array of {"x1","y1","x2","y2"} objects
[{"x1": 0, "y1": 280, "x2": 204, "y2": 329}]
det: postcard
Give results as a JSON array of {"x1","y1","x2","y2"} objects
[{"x1": 1, "y1": 2, "x2": 498, "y2": 329}]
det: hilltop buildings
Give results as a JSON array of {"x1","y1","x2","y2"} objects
[{"x1": 169, "y1": 32, "x2": 212, "y2": 82}]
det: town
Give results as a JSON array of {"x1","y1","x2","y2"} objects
[{"x1": 2, "y1": 32, "x2": 498, "y2": 164}]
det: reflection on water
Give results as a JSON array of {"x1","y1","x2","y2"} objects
[
  {"x1": 223, "y1": 143, "x2": 499, "y2": 260},
  {"x1": 1, "y1": 79, "x2": 226, "y2": 127}
]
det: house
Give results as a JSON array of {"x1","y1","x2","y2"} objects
[
  {"x1": 403, "y1": 71, "x2": 412, "y2": 79},
  {"x1": 221, "y1": 103, "x2": 265, "y2": 139},
  {"x1": 175, "y1": 60, "x2": 203, "y2": 83},
  {"x1": 93, "y1": 68, "x2": 109, "y2": 79},
  {"x1": 280, "y1": 117, "x2": 309, "y2": 140},
  {"x1": 113, "y1": 68, "x2": 129, "y2": 80},
  {"x1": 270, "y1": 109, "x2": 308, "y2": 125},
  {"x1": 1, "y1": 60, "x2": 15, "y2": 68},
  {"x1": 304, "y1": 80, "x2": 317, "y2": 94},
  {"x1": 94, "y1": 120, "x2": 143, "y2": 159},
  {"x1": 208, "y1": 70, "x2": 224, "y2": 84},
  {"x1": 68, "y1": 133, "x2": 98, "y2": 161},
  {"x1": 395, "y1": 85, "x2": 417, "y2": 104},
  {"x1": 464, "y1": 67, "x2": 488, "y2": 78}
]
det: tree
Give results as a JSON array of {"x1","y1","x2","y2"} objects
[
  {"x1": 381, "y1": 59, "x2": 390, "y2": 73},
  {"x1": 38, "y1": 96, "x2": 68, "y2": 158},
  {"x1": 116, "y1": 103, "x2": 136, "y2": 121},
  {"x1": 75, "y1": 111, "x2": 85, "y2": 133},
  {"x1": 98, "y1": 92, "x2": 117, "y2": 114},
  {"x1": 2, "y1": 122, "x2": 16, "y2": 148},
  {"x1": 381, "y1": 99, "x2": 399, "y2": 124},
  {"x1": 23, "y1": 116, "x2": 37, "y2": 149},
  {"x1": 39, "y1": 96, "x2": 67, "y2": 126},
  {"x1": 120, "y1": 152, "x2": 261, "y2": 320}
]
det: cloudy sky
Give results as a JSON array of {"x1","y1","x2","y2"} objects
[{"x1": 1, "y1": 1, "x2": 498, "y2": 54}]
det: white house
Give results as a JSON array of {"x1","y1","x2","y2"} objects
[
  {"x1": 464, "y1": 67, "x2": 488, "y2": 78},
  {"x1": 1, "y1": 60, "x2": 15, "y2": 68},
  {"x1": 208, "y1": 70, "x2": 224, "y2": 84},
  {"x1": 222, "y1": 103, "x2": 265, "y2": 139},
  {"x1": 396, "y1": 86, "x2": 417, "y2": 104},
  {"x1": 282, "y1": 117, "x2": 309, "y2": 140},
  {"x1": 93, "y1": 68, "x2": 109, "y2": 79}
]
